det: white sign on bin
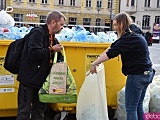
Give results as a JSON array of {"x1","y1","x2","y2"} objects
[
  {"x1": 0, "y1": 75, "x2": 14, "y2": 85},
  {"x1": 0, "y1": 88, "x2": 14, "y2": 93}
]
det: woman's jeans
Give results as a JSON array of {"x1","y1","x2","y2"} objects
[{"x1": 125, "y1": 70, "x2": 155, "y2": 120}]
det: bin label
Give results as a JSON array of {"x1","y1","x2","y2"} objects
[
  {"x1": 0, "y1": 88, "x2": 14, "y2": 93},
  {"x1": 0, "y1": 75, "x2": 14, "y2": 85},
  {"x1": 85, "y1": 54, "x2": 100, "y2": 73}
]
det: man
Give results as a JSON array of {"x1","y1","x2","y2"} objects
[{"x1": 16, "y1": 10, "x2": 66, "y2": 120}]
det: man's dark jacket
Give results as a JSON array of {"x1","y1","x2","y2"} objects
[{"x1": 17, "y1": 24, "x2": 63, "y2": 89}]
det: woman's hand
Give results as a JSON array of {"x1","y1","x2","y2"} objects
[{"x1": 89, "y1": 64, "x2": 97, "y2": 74}]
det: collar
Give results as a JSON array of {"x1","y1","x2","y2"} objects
[{"x1": 41, "y1": 24, "x2": 50, "y2": 37}]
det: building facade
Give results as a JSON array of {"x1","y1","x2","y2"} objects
[
  {"x1": 3, "y1": 0, "x2": 120, "y2": 32},
  {"x1": 120, "y1": 0, "x2": 160, "y2": 33}
]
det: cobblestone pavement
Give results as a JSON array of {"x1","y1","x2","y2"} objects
[{"x1": 148, "y1": 43, "x2": 160, "y2": 76}]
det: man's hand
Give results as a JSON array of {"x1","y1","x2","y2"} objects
[{"x1": 50, "y1": 44, "x2": 63, "y2": 52}]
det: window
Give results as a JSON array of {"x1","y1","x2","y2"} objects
[
  {"x1": 131, "y1": 0, "x2": 135, "y2": 6},
  {"x1": 14, "y1": 0, "x2": 22, "y2": 1},
  {"x1": 29, "y1": 0, "x2": 35, "y2": 3},
  {"x1": 97, "y1": 0, "x2": 101, "y2": 8},
  {"x1": 40, "y1": 15, "x2": 46, "y2": 23},
  {"x1": 95, "y1": 18, "x2": 101, "y2": 32},
  {"x1": 95, "y1": 18, "x2": 101, "y2": 26},
  {"x1": 130, "y1": 16, "x2": 135, "y2": 22},
  {"x1": 83, "y1": 18, "x2": 91, "y2": 25},
  {"x1": 142, "y1": 15, "x2": 150, "y2": 29},
  {"x1": 157, "y1": 0, "x2": 160, "y2": 7},
  {"x1": 68, "y1": 17, "x2": 77, "y2": 25},
  {"x1": 155, "y1": 16, "x2": 160, "y2": 24},
  {"x1": 126, "y1": 0, "x2": 129, "y2": 6},
  {"x1": 59, "y1": 0, "x2": 64, "y2": 5},
  {"x1": 0, "y1": 0, "x2": 6, "y2": 10},
  {"x1": 86, "y1": 0, "x2": 91, "y2": 7},
  {"x1": 108, "y1": 0, "x2": 113, "y2": 8},
  {"x1": 144, "y1": 0, "x2": 150, "y2": 7},
  {"x1": 42, "y1": 0, "x2": 47, "y2": 4},
  {"x1": 14, "y1": 13, "x2": 23, "y2": 22},
  {"x1": 70, "y1": 0, "x2": 75, "y2": 6}
]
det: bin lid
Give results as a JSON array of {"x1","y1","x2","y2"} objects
[{"x1": 60, "y1": 42, "x2": 111, "y2": 48}]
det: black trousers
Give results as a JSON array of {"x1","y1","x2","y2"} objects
[{"x1": 16, "y1": 82, "x2": 47, "y2": 120}]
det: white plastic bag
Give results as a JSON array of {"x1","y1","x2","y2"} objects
[
  {"x1": 0, "y1": 10, "x2": 15, "y2": 28},
  {"x1": 148, "y1": 82, "x2": 160, "y2": 112},
  {"x1": 76, "y1": 63, "x2": 109, "y2": 120},
  {"x1": 0, "y1": 10, "x2": 8, "y2": 25}
]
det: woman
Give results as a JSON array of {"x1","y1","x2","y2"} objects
[{"x1": 90, "y1": 13, "x2": 155, "y2": 120}]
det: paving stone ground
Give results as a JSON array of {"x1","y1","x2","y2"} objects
[{"x1": 148, "y1": 43, "x2": 160, "y2": 76}]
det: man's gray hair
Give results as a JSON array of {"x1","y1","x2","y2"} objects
[{"x1": 46, "y1": 10, "x2": 66, "y2": 24}]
